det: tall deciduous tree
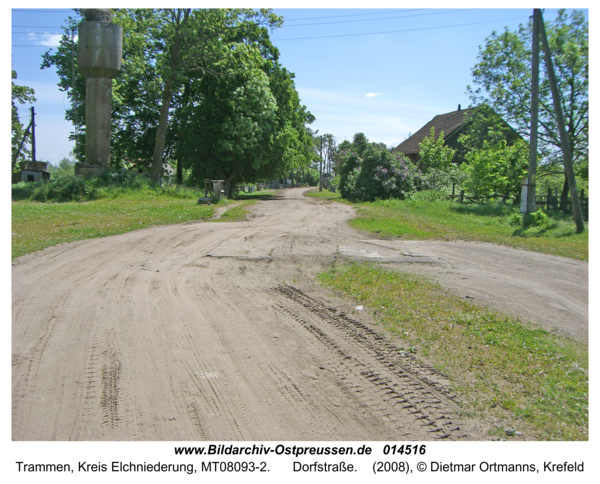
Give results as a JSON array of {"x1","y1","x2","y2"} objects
[
  {"x1": 468, "y1": 9, "x2": 588, "y2": 200},
  {"x1": 11, "y1": 70, "x2": 36, "y2": 170},
  {"x1": 174, "y1": 40, "x2": 315, "y2": 195},
  {"x1": 43, "y1": 8, "x2": 287, "y2": 182},
  {"x1": 139, "y1": 9, "x2": 282, "y2": 183}
]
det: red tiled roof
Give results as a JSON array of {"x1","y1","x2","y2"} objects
[{"x1": 394, "y1": 108, "x2": 474, "y2": 155}]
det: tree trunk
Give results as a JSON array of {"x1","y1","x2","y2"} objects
[
  {"x1": 176, "y1": 156, "x2": 183, "y2": 185},
  {"x1": 319, "y1": 137, "x2": 323, "y2": 191},
  {"x1": 224, "y1": 170, "x2": 235, "y2": 199},
  {"x1": 149, "y1": 10, "x2": 187, "y2": 185},
  {"x1": 538, "y1": 9, "x2": 584, "y2": 233},
  {"x1": 150, "y1": 80, "x2": 174, "y2": 184},
  {"x1": 559, "y1": 174, "x2": 569, "y2": 211}
]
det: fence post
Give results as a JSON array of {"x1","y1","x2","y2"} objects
[{"x1": 459, "y1": 190, "x2": 464, "y2": 203}]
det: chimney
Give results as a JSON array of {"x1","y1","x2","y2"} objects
[{"x1": 458, "y1": 104, "x2": 461, "y2": 111}]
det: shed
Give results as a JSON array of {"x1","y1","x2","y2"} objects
[{"x1": 12, "y1": 161, "x2": 51, "y2": 184}]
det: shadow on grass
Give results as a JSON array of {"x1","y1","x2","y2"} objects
[
  {"x1": 449, "y1": 202, "x2": 516, "y2": 217},
  {"x1": 512, "y1": 225, "x2": 577, "y2": 238},
  {"x1": 232, "y1": 193, "x2": 284, "y2": 201}
]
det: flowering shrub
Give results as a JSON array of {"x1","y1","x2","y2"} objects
[{"x1": 336, "y1": 144, "x2": 421, "y2": 202}]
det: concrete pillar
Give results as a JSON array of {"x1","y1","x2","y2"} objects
[{"x1": 75, "y1": 9, "x2": 122, "y2": 178}]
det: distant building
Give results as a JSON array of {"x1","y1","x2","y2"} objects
[
  {"x1": 12, "y1": 161, "x2": 51, "y2": 184},
  {"x1": 393, "y1": 105, "x2": 520, "y2": 167}
]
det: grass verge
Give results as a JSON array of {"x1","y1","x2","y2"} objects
[
  {"x1": 304, "y1": 188, "x2": 342, "y2": 200},
  {"x1": 212, "y1": 191, "x2": 279, "y2": 222},
  {"x1": 11, "y1": 189, "x2": 280, "y2": 259},
  {"x1": 344, "y1": 198, "x2": 588, "y2": 261},
  {"x1": 317, "y1": 263, "x2": 588, "y2": 441},
  {"x1": 12, "y1": 194, "x2": 214, "y2": 259}
]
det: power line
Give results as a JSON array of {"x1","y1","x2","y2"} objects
[
  {"x1": 273, "y1": 15, "x2": 530, "y2": 41},
  {"x1": 284, "y1": 9, "x2": 475, "y2": 28},
  {"x1": 14, "y1": 11, "x2": 455, "y2": 34},
  {"x1": 281, "y1": 9, "x2": 418, "y2": 22},
  {"x1": 11, "y1": 8, "x2": 476, "y2": 31},
  {"x1": 13, "y1": 25, "x2": 67, "y2": 29},
  {"x1": 12, "y1": 8, "x2": 73, "y2": 12},
  {"x1": 13, "y1": 25, "x2": 70, "y2": 28},
  {"x1": 12, "y1": 7, "x2": 406, "y2": 19},
  {"x1": 12, "y1": 9, "x2": 566, "y2": 47}
]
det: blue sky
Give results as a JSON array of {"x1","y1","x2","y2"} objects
[{"x1": 9, "y1": 5, "x2": 588, "y2": 165}]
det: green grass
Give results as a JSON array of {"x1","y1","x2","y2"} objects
[
  {"x1": 12, "y1": 175, "x2": 204, "y2": 203},
  {"x1": 318, "y1": 263, "x2": 588, "y2": 441},
  {"x1": 11, "y1": 188, "x2": 282, "y2": 259},
  {"x1": 215, "y1": 202, "x2": 255, "y2": 222},
  {"x1": 343, "y1": 197, "x2": 588, "y2": 261},
  {"x1": 215, "y1": 189, "x2": 281, "y2": 222},
  {"x1": 304, "y1": 188, "x2": 342, "y2": 200},
  {"x1": 12, "y1": 194, "x2": 217, "y2": 259}
]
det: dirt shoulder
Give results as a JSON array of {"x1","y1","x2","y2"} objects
[{"x1": 12, "y1": 187, "x2": 587, "y2": 440}]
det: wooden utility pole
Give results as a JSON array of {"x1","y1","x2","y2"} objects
[
  {"x1": 70, "y1": 27, "x2": 80, "y2": 161},
  {"x1": 319, "y1": 136, "x2": 323, "y2": 192},
  {"x1": 538, "y1": 9, "x2": 585, "y2": 233},
  {"x1": 525, "y1": 9, "x2": 541, "y2": 214},
  {"x1": 31, "y1": 106, "x2": 36, "y2": 172}
]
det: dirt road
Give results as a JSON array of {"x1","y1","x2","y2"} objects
[{"x1": 12, "y1": 188, "x2": 588, "y2": 440}]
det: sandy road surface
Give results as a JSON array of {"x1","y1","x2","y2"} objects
[{"x1": 12, "y1": 188, "x2": 587, "y2": 440}]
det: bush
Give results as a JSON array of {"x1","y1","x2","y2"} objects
[
  {"x1": 461, "y1": 139, "x2": 529, "y2": 201},
  {"x1": 336, "y1": 145, "x2": 421, "y2": 202},
  {"x1": 410, "y1": 189, "x2": 449, "y2": 202},
  {"x1": 418, "y1": 126, "x2": 455, "y2": 172},
  {"x1": 29, "y1": 176, "x2": 101, "y2": 202},
  {"x1": 420, "y1": 165, "x2": 466, "y2": 193},
  {"x1": 528, "y1": 209, "x2": 550, "y2": 227},
  {"x1": 505, "y1": 213, "x2": 524, "y2": 227},
  {"x1": 11, "y1": 170, "x2": 202, "y2": 203},
  {"x1": 503, "y1": 210, "x2": 550, "y2": 228}
]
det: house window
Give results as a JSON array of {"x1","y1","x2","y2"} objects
[{"x1": 27, "y1": 174, "x2": 35, "y2": 183}]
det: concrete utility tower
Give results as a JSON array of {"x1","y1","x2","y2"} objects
[{"x1": 75, "y1": 9, "x2": 122, "y2": 177}]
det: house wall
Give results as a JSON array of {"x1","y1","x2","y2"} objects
[
  {"x1": 13, "y1": 170, "x2": 50, "y2": 184},
  {"x1": 445, "y1": 132, "x2": 466, "y2": 166}
]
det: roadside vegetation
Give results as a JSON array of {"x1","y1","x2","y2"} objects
[
  {"x1": 347, "y1": 194, "x2": 588, "y2": 261},
  {"x1": 305, "y1": 188, "x2": 341, "y2": 200},
  {"x1": 316, "y1": 125, "x2": 588, "y2": 261},
  {"x1": 11, "y1": 173, "x2": 277, "y2": 259},
  {"x1": 318, "y1": 263, "x2": 588, "y2": 441},
  {"x1": 306, "y1": 186, "x2": 587, "y2": 261}
]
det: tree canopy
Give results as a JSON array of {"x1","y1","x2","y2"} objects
[
  {"x1": 468, "y1": 9, "x2": 588, "y2": 188},
  {"x1": 11, "y1": 70, "x2": 36, "y2": 169},
  {"x1": 42, "y1": 8, "x2": 314, "y2": 188}
]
